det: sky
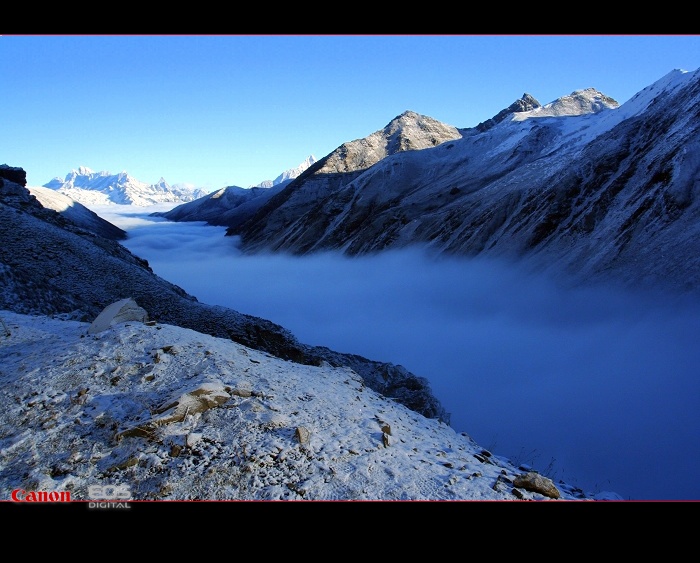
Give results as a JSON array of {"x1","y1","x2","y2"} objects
[
  {"x1": 2, "y1": 34, "x2": 700, "y2": 192},
  {"x1": 84, "y1": 203, "x2": 700, "y2": 501}
]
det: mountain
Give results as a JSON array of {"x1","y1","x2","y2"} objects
[
  {"x1": 0, "y1": 165, "x2": 621, "y2": 501},
  {"x1": 252, "y1": 155, "x2": 317, "y2": 188},
  {"x1": 162, "y1": 69, "x2": 700, "y2": 294},
  {"x1": 27, "y1": 185, "x2": 126, "y2": 240},
  {"x1": 153, "y1": 156, "x2": 317, "y2": 227},
  {"x1": 43, "y1": 166, "x2": 208, "y2": 206}
]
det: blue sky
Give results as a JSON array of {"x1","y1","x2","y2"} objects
[{"x1": 3, "y1": 34, "x2": 700, "y2": 192}]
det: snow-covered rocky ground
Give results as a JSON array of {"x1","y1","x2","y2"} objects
[{"x1": 0, "y1": 309, "x2": 622, "y2": 502}]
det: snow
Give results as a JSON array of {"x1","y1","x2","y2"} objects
[
  {"x1": 511, "y1": 88, "x2": 618, "y2": 121},
  {"x1": 0, "y1": 308, "x2": 623, "y2": 502},
  {"x1": 23, "y1": 185, "x2": 75, "y2": 212},
  {"x1": 43, "y1": 167, "x2": 208, "y2": 206},
  {"x1": 526, "y1": 68, "x2": 698, "y2": 157}
]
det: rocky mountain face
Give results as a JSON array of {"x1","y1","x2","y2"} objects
[
  {"x1": 475, "y1": 92, "x2": 543, "y2": 132},
  {"x1": 318, "y1": 110, "x2": 462, "y2": 174},
  {"x1": 43, "y1": 166, "x2": 208, "y2": 206},
  {"x1": 0, "y1": 165, "x2": 448, "y2": 423},
  {"x1": 220, "y1": 110, "x2": 465, "y2": 242},
  {"x1": 165, "y1": 69, "x2": 700, "y2": 294}
]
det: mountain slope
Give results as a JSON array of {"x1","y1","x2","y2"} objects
[
  {"x1": 153, "y1": 156, "x2": 318, "y2": 228},
  {"x1": 220, "y1": 69, "x2": 700, "y2": 293},
  {"x1": 216, "y1": 110, "x2": 464, "y2": 248},
  {"x1": 224, "y1": 88, "x2": 619, "y2": 255},
  {"x1": 0, "y1": 309, "x2": 617, "y2": 501},
  {"x1": 27, "y1": 185, "x2": 126, "y2": 240},
  {"x1": 153, "y1": 184, "x2": 288, "y2": 228}
]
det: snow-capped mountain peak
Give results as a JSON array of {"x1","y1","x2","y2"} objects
[
  {"x1": 252, "y1": 155, "x2": 318, "y2": 188},
  {"x1": 274, "y1": 154, "x2": 317, "y2": 184},
  {"x1": 475, "y1": 93, "x2": 542, "y2": 132},
  {"x1": 150, "y1": 156, "x2": 322, "y2": 228},
  {"x1": 512, "y1": 88, "x2": 619, "y2": 122},
  {"x1": 75, "y1": 165, "x2": 95, "y2": 177},
  {"x1": 318, "y1": 111, "x2": 463, "y2": 176},
  {"x1": 43, "y1": 167, "x2": 208, "y2": 206}
]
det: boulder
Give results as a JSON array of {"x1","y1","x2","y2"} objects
[{"x1": 87, "y1": 298, "x2": 149, "y2": 334}]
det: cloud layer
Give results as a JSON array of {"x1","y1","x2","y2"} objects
[{"x1": 108, "y1": 207, "x2": 700, "y2": 500}]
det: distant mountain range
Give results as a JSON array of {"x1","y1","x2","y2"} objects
[
  {"x1": 252, "y1": 155, "x2": 317, "y2": 188},
  {"x1": 41, "y1": 157, "x2": 318, "y2": 208},
  {"x1": 42, "y1": 166, "x2": 209, "y2": 206},
  {"x1": 156, "y1": 68, "x2": 700, "y2": 294}
]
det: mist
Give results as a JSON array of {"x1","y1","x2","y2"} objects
[{"x1": 102, "y1": 205, "x2": 700, "y2": 500}]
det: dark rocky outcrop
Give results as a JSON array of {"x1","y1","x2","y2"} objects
[
  {"x1": 0, "y1": 164, "x2": 27, "y2": 186},
  {"x1": 475, "y1": 93, "x2": 541, "y2": 133}
]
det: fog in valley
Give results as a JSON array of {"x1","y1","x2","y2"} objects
[{"x1": 97, "y1": 205, "x2": 700, "y2": 501}]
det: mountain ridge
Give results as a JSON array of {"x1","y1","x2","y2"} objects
[
  {"x1": 43, "y1": 166, "x2": 209, "y2": 207},
  {"x1": 27, "y1": 185, "x2": 127, "y2": 241},
  {"x1": 192, "y1": 67, "x2": 700, "y2": 295},
  {"x1": 151, "y1": 156, "x2": 318, "y2": 227},
  {"x1": 29, "y1": 67, "x2": 700, "y2": 298}
]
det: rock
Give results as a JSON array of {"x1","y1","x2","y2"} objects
[
  {"x1": 88, "y1": 298, "x2": 149, "y2": 334},
  {"x1": 0, "y1": 164, "x2": 27, "y2": 186},
  {"x1": 513, "y1": 471, "x2": 561, "y2": 499},
  {"x1": 295, "y1": 426, "x2": 310, "y2": 444}
]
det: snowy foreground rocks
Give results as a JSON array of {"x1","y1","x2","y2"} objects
[{"x1": 0, "y1": 310, "x2": 621, "y2": 501}]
